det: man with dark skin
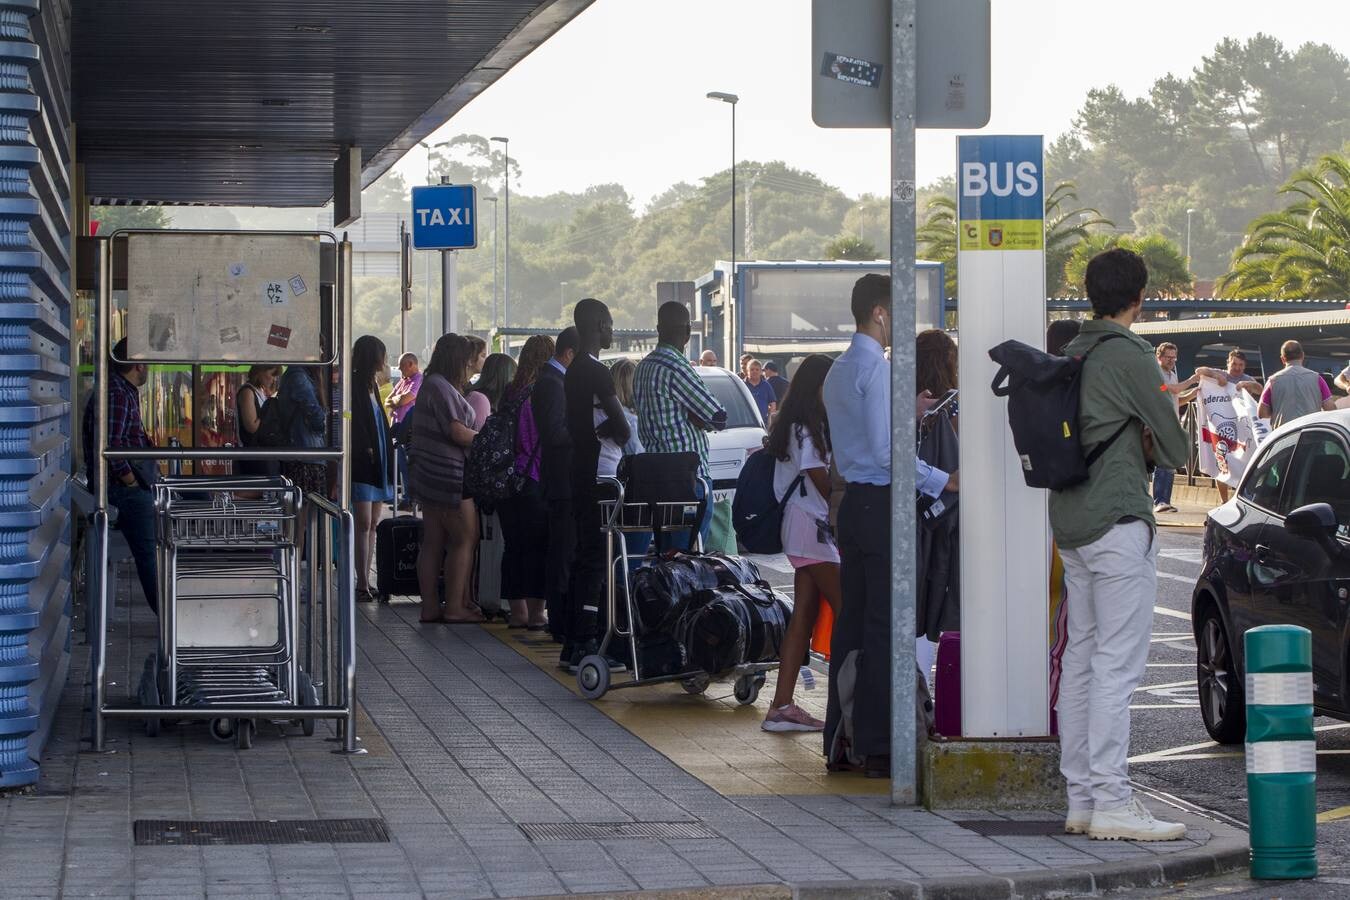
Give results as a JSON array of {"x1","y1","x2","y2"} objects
[{"x1": 562, "y1": 298, "x2": 631, "y2": 670}]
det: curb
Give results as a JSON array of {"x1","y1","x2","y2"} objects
[{"x1": 790, "y1": 809, "x2": 1249, "y2": 899}]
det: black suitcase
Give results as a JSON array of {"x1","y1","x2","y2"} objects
[{"x1": 376, "y1": 515, "x2": 423, "y2": 602}]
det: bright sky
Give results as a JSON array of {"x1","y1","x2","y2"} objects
[{"x1": 392, "y1": 0, "x2": 1347, "y2": 207}]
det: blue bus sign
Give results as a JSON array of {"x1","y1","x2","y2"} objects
[{"x1": 411, "y1": 184, "x2": 477, "y2": 250}]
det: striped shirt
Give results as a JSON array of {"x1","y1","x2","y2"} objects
[{"x1": 634, "y1": 344, "x2": 726, "y2": 479}]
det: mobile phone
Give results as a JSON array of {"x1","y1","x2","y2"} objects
[{"x1": 923, "y1": 388, "x2": 959, "y2": 420}]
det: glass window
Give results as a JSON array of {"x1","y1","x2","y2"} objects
[
  {"x1": 1239, "y1": 432, "x2": 1300, "y2": 512},
  {"x1": 698, "y1": 373, "x2": 762, "y2": 430},
  {"x1": 1284, "y1": 430, "x2": 1350, "y2": 530}
]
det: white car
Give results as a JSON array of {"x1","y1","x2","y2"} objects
[{"x1": 695, "y1": 366, "x2": 768, "y2": 502}]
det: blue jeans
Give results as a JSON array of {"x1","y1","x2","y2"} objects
[
  {"x1": 655, "y1": 481, "x2": 713, "y2": 553},
  {"x1": 109, "y1": 483, "x2": 158, "y2": 613},
  {"x1": 1151, "y1": 466, "x2": 1175, "y2": 507}
]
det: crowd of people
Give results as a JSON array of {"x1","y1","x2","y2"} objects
[{"x1": 84, "y1": 246, "x2": 1345, "y2": 841}]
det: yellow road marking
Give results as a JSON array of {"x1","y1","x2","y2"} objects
[{"x1": 1318, "y1": 805, "x2": 1350, "y2": 824}]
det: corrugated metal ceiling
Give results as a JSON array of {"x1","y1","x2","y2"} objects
[{"x1": 73, "y1": 0, "x2": 592, "y2": 206}]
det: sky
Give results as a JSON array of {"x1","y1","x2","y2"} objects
[{"x1": 389, "y1": 0, "x2": 1348, "y2": 207}]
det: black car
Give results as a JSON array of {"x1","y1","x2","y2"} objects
[{"x1": 1192, "y1": 410, "x2": 1350, "y2": 743}]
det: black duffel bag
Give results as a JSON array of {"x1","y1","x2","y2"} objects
[
  {"x1": 728, "y1": 582, "x2": 794, "y2": 663},
  {"x1": 674, "y1": 588, "x2": 750, "y2": 676}
]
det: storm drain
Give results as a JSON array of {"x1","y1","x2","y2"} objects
[
  {"x1": 955, "y1": 819, "x2": 1063, "y2": 837},
  {"x1": 134, "y1": 818, "x2": 390, "y2": 846},
  {"x1": 519, "y1": 822, "x2": 718, "y2": 842}
]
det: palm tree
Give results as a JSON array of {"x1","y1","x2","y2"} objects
[
  {"x1": 916, "y1": 196, "x2": 958, "y2": 298},
  {"x1": 1216, "y1": 153, "x2": 1350, "y2": 299},
  {"x1": 1063, "y1": 233, "x2": 1194, "y2": 297},
  {"x1": 1044, "y1": 182, "x2": 1113, "y2": 296},
  {"x1": 915, "y1": 181, "x2": 1111, "y2": 300}
]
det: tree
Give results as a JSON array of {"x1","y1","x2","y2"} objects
[
  {"x1": 916, "y1": 196, "x2": 957, "y2": 298},
  {"x1": 823, "y1": 234, "x2": 880, "y2": 260},
  {"x1": 1063, "y1": 233, "x2": 1194, "y2": 297},
  {"x1": 362, "y1": 168, "x2": 410, "y2": 212},
  {"x1": 91, "y1": 205, "x2": 169, "y2": 233},
  {"x1": 1045, "y1": 182, "x2": 1113, "y2": 296},
  {"x1": 1216, "y1": 153, "x2": 1350, "y2": 299}
]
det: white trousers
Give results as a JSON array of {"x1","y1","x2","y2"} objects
[{"x1": 1056, "y1": 519, "x2": 1157, "y2": 812}]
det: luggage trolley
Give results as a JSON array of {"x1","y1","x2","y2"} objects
[
  {"x1": 574, "y1": 472, "x2": 777, "y2": 703},
  {"x1": 88, "y1": 230, "x2": 364, "y2": 754}
]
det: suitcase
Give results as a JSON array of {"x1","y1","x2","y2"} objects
[
  {"x1": 376, "y1": 515, "x2": 423, "y2": 602},
  {"x1": 474, "y1": 510, "x2": 507, "y2": 619},
  {"x1": 933, "y1": 631, "x2": 961, "y2": 737}
]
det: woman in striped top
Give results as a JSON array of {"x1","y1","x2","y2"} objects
[{"x1": 409, "y1": 333, "x2": 481, "y2": 623}]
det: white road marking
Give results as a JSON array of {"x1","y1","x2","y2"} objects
[
  {"x1": 1130, "y1": 703, "x2": 1200, "y2": 710},
  {"x1": 1159, "y1": 548, "x2": 1204, "y2": 564},
  {"x1": 1129, "y1": 722, "x2": 1350, "y2": 763},
  {"x1": 1156, "y1": 571, "x2": 1195, "y2": 586},
  {"x1": 1153, "y1": 603, "x2": 1192, "y2": 621},
  {"x1": 1134, "y1": 679, "x2": 1195, "y2": 692}
]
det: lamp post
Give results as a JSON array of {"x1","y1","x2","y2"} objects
[
  {"x1": 1185, "y1": 207, "x2": 1196, "y2": 271},
  {"x1": 706, "y1": 91, "x2": 738, "y2": 352},
  {"x1": 418, "y1": 139, "x2": 453, "y2": 353},
  {"x1": 484, "y1": 196, "x2": 499, "y2": 330},
  {"x1": 490, "y1": 136, "x2": 510, "y2": 327},
  {"x1": 560, "y1": 281, "x2": 568, "y2": 319}
]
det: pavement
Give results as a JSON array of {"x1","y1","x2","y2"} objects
[{"x1": 0, "y1": 548, "x2": 1252, "y2": 899}]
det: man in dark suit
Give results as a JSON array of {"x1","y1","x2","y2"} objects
[{"x1": 532, "y1": 326, "x2": 579, "y2": 651}]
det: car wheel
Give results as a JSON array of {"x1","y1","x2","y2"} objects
[{"x1": 1196, "y1": 609, "x2": 1245, "y2": 744}]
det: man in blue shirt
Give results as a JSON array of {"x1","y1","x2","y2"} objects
[
  {"x1": 820, "y1": 274, "x2": 957, "y2": 776},
  {"x1": 763, "y1": 361, "x2": 790, "y2": 405},
  {"x1": 744, "y1": 359, "x2": 776, "y2": 420}
]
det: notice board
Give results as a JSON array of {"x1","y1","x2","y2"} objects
[{"x1": 125, "y1": 232, "x2": 324, "y2": 362}]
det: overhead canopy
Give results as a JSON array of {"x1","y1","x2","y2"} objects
[{"x1": 73, "y1": 0, "x2": 591, "y2": 206}]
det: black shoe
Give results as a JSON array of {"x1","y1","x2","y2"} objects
[
  {"x1": 558, "y1": 643, "x2": 574, "y2": 669},
  {"x1": 864, "y1": 755, "x2": 891, "y2": 779}
]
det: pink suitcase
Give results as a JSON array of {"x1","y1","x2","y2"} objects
[{"x1": 933, "y1": 631, "x2": 961, "y2": 737}]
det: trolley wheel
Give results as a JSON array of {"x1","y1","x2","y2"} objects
[
  {"x1": 138, "y1": 670, "x2": 160, "y2": 737},
  {"x1": 236, "y1": 719, "x2": 255, "y2": 750},
  {"x1": 576, "y1": 655, "x2": 610, "y2": 701},
  {"x1": 378, "y1": 592, "x2": 390, "y2": 604},
  {"x1": 733, "y1": 673, "x2": 762, "y2": 706},
  {"x1": 209, "y1": 718, "x2": 235, "y2": 742},
  {"x1": 297, "y1": 673, "x2": 318, "y2": 737},
  {"x1": 681, "y1": 675, "x2": 711, "y2": 695}
]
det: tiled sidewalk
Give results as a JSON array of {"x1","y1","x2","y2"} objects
[{"x1": 0, "y1": 561, "x2": 1241, "y2": 899}]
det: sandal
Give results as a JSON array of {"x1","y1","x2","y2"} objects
[{"x1": 356, "y1": 586, "x2": 376, "y2": 603}]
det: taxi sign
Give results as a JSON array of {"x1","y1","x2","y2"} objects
[{"x1": 411, "y1": 184, "x2": 477, "y2": 250}]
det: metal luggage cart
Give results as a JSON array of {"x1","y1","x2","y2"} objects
[
  {"x1": 573, "y1": 475, "x2": 777, "y2": 704},
  {"x1": 87, "y1": 230, "x2": 363, "y2": 754}
]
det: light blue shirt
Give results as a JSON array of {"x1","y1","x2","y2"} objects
[
  {"x1": 822, "y1": 331, "x2": 950, "y2": 493},
  {"x1": 823, "y1": 332, "x2": 891, "y2": 485}
]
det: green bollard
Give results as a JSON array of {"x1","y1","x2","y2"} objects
[{"x1": 1244, "y1": 624, "x2": 1317, "y2": 880}]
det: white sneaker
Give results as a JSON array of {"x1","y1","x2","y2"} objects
[
  {"x1": 1088, "y1": 797, "x2": 1186, "y2": 841},
  {"x1": 1064, "y1": 809, "x2": 1092, "y2": 835}
]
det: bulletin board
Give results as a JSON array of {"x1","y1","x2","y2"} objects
[{"x1": 124, "y1": 232, "x2": 325, "y2": 362}]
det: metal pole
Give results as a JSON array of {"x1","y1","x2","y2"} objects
[
  {"x1": 442, "y1": 250, "x2": 458, "y2": 335},
  {"x1": 730, "y1": 101, "x2": 736, "y2": 338},
  {"x1": 92, "y1": 236, "x2": 112, "y2": 751},
  {"x1": 889, "y1": 0, "x2": 919, "y2": 805},
  {"x1": 488, "y1": 196, "x2": 499, "y2": 330}
]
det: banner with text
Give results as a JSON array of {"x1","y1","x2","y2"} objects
[{"x1": 1196, "y1": 377, "x2": 1271, "y2": 487}]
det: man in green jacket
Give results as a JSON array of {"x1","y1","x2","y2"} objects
[{"x1": 1050, "y1": 248, "x2": 1190, "y2": 842}]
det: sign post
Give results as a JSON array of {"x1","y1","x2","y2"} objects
[
  {"x1": 412, "y1": 181, "x2": 478, "y2": 339},
  {"x1": 955, "y1": 135, "x2": 1050, "y2": 737}
]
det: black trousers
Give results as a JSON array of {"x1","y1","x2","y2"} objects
[
  {"x1": 825, "y1": 482, "x2": 892, "y2": 760},
  {"x1": 566, "y1": 486, "x2": 605, "y2": 644},
  {"x1": 544, "y1": 497, "x2": 574, "y2": 640}
]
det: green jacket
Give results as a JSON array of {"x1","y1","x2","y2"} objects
[{"x1": 1048, "y1": 319, "x2": 1190, "y2": 549}]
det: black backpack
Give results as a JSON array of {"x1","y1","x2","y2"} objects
[
  {"x1": 988, "y1": 333, "x2": 1127, "y2": 490},
  {"x1": 732, "y1": 448, "x2": 803, "y2": 554},
  {"x1": 464, "y1": 389, "x2": 533, "y2": 506},
  {"x1": 253, "y1": 394, "x2": 291, "y2": 448}
]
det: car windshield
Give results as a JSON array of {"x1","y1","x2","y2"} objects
[{"x1": 701, "y1": 375, "x2": 761, "y2": 429}]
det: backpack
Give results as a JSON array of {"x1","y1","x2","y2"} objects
[
  {"x1": 988, "y1": 333, "x2": 1127, "y2": 491},
  {"x1": 731, "y1": 448, "x2": 803, "y2": 554},
  {"x1": 463, "y1": 389, "x2": 533, "y2": 505},
  {"x1": 253, "y1": 394, "x2": 291, "y2": 448}
]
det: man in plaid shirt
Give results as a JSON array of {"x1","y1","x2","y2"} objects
[
  {"x1": 82, "y1": 338, "x2": 158, "y2": 611},
  {"x1": 634, "y1": 302, "x2": 727, "y2": 542}
]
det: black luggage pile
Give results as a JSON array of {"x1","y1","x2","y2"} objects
[{"x1": 630, "y1": 552, "x2": 793, "y2": 678}]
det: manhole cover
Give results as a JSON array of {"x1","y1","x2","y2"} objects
[
  {"x1": 955, "y1": 820, "x2": 1063, "y2": 837},
  {"x1": 134, "y1": 818, "x2": 390, "y2": 846},
  {"x1": 520, "y1": 822, "x2": 717, "y2": 842}
]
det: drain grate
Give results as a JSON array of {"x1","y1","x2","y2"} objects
[
  {"x1": 134, "y1": 818, "x2": 390, "y2": 846},
  {"x1": 955, "y1": 819, "x2": 1064, "y2": 837},
  {"x1": 520, "y1": 821, "x2": 718, "y2": 842}
]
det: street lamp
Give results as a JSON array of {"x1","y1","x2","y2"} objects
[
  {"x1": 484, "y1": 196, "x2": 499, "y2": 330},
  {"x1": 1185, "y1": 207, "x2": 1197, "y2": 272},
  {"x1": 706, "y1": 91, "x2": 739, "y2": 332},
  {"x1": 417, "y1": 140, "x2": 453, "y2": 353},
  {"x1": 490, "y1": 136, "x2": 510, "y2": 327}
]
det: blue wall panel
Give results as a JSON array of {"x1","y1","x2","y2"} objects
[{"x1": 0, "y1": 0, "x2": 73, "y2": 789}]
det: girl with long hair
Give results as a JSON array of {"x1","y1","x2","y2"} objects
[
  {"x1": 409, "y1": 333, "x2": 482, "y2": 623},
  {"x1": 468, "y1": 352, "x2": 517, "y2": 415},
  {"x1": 350, "y1": 335, "x2": 394, "y2": 601},
  {"x1": 761, "y1": 354, "x2": 841, "y2": 733},
  {"x1": 495, "y1": 334, "x2": 555, "y2": 629}
]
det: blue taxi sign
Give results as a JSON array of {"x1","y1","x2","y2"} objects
[{"x1": 411, "y1": 184, "x2": 477, "y2": 250}]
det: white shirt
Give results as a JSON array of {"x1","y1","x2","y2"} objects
[{"x1": 773, "y1": 425, "x2": 838, "y2": 561}]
